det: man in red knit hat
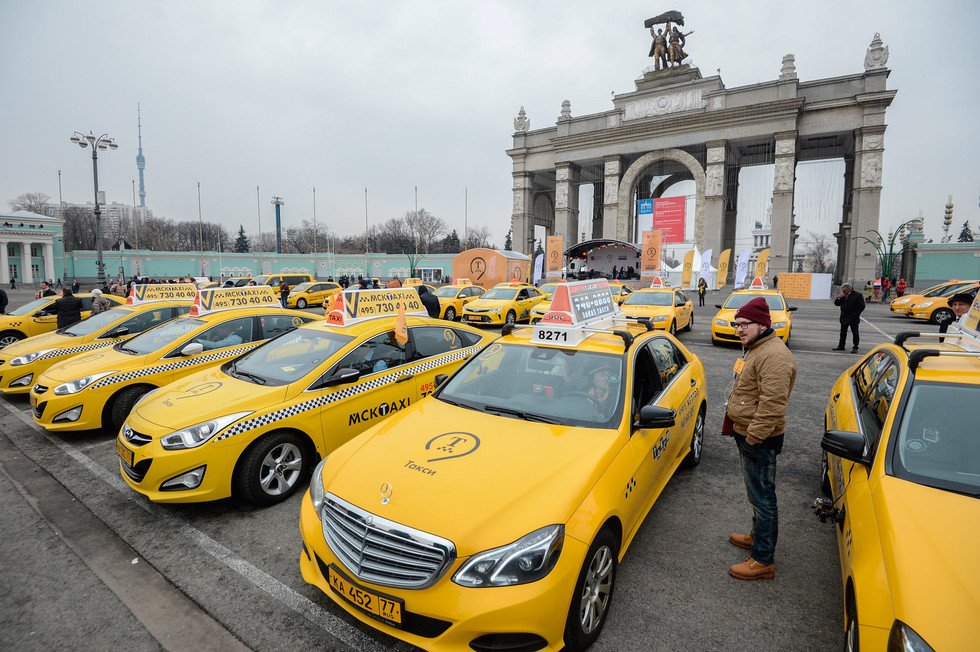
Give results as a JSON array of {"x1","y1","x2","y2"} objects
[{"x1": 724, "y1": 296, "x2": 797, "y2": 580}]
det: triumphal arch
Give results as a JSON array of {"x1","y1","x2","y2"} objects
[{"x1": 507, "y1": 21, "x2": 895, "y2": 283}]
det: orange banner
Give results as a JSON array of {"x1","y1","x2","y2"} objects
[
  {"x1": 546, "y1": 235, "x2": 564, "y2": 278},
  {"x1": 640, "y1": 230, "x2": 662, "y2": 277},
  {"x1": 754, "y1": 248, "x2": 771, "y2": 279}
]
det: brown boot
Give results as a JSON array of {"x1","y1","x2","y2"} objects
[
  {"x1": 728, "y1": 532, "x2": 753, "y2": 550},
  {"x1": 729, "y1": 557, "x2": 775, "y2": 580}
]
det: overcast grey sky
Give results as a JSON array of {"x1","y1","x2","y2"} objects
[{"x1": 1, "y1": 0, "x2": 977, "y2": 247}]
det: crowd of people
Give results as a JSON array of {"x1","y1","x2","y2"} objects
[{"x1": 862, "y1": 276, "x2": 908, "y2": 303}]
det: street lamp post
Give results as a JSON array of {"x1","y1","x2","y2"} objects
[{"x1": 70, "y1": 131, "x2": 118, "y2": 285}]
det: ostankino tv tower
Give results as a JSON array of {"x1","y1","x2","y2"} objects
[{"x1": 136, "y1": 104, "x2": 146, "y2": 207}]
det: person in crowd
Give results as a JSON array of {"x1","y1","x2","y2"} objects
[
  {"x1": 772, "y1": 275, "x2": 779, "y2": 289},
  {"x1": 612, "y1": 266, "x2": 618, "y2": 279},
  {"x1": 387, "y1": 275, "x2": 402, "y2": 289},
  {"x1": 71, "y1": 278, "x2": 80, "y2": 293},
  {"x1": 417, "y1": 284, "x2": 440, "y2": 318},
  {"x1": 0, "y1": 285, "x2": 7, "y2": 314},
  {"x1": 697, "y1": 277, "x2": 708, "y2": 307},
  {"x1": 9, "y1": 276, "x2": 16, "y2": 290},
  {"x1": 201, "y1": 323, "x2": 243, "y2": 350},
  {"x1": 833, "y1": 283, "x2": 865, "y2": 353},
  {"x1": 724, "y1": 297, "x2": 797, "y2": 581},
  {"x1": 247, "y1": 280, "x2": 257, "y2": 286},
  {"x1": 38, "y1": 281, "x2": 56, "y2": 298},
  {"x1": 872, "y1": 280, "x2": 881, "y2": 303},
  {"x1": 881, "y1": 277, "x2": 891, "y2": 301},
  {"x1": 939, "y1": 291, "x2": 977, "y2": 334},
  {"x1": 896, "y1": 277, "x2": 907, "y2": 297},
  {"x1": 50, "y1": 288, "x2": 83, "y2": 329},
  {"x1": 90, "y1": 288, "x2": 113, "y2": 314},
  {"x1": 864, "y1": 280, "x2": 874, "y2": 303},
  {"x1": 279, "y1": 280, "x2": 290, "y2": 307}
]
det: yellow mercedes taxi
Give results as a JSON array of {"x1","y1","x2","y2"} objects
[
  {"x1": 299, "y1": 280, "x2": 707, "y2": 651},
  {"x1": 889, "y1": 280, "x2": 972, "y2": 316},
  {"x1": 432, "y1": 282, "x2": 486, "y2": 321},
  {"x1": 620, "y1": 286, "x2": 694, "y2": 335},
  {"x1": 462, "y1": 282, "x2": 546, "y2": 326},
  {"x1": 31, "y1": 286, "x2": 315, "y2": 434},
  {"x1": 0, "y1": 284, "x2": 198, "y2": 395},
  {"x1": 710, "y1": 279, "x2": 796, "y2": 345},
  {"x1": 0, "y1": 292, "x2": 124, "y2": 349},
  {"x1": 115, "y1": 288, "x2": 495, "y2": 506},
  {"x1": 816, "y1": 307, "x2": 980, "y2": 652},
  {"x1": 286, "y1": 281, "x2": 342, "y2": 309},
  {"x1": 907, "y1": 281, "x2": 978, "y2": 325}
]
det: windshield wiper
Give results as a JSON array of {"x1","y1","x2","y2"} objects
[
  {"x1": 482, "y1": 405, "x2": 561, "y2": 424},
  {"x1": 229, "y1": 365, "x2": 267, "y2": 385},
  {"x1": 117, "y1": 345, "x2": 139, "y2": 355}
]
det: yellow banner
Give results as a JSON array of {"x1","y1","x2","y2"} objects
[
  {"x1": 754, "y1": 248, "x2": 771, "y2": 279},
  {"x1": 640, "y1": 230, "x2": 662, "y2": 277},
  {"x1": 327, "y1": 288, "x2": 427, "y2": 326},
  {"x1": 127, "y1": 283, "x2": 198, "y2": 305},
  {"x1": 681, "y1": 249, "x2": 695, "y2": 287},
  {"x1": 190, "y1": 286, "x2": 280, "y2": 316},
  {"x1": 546, "y1": 235, "x2": 564, "y2": 278},
  {"x1": 716, "y1": 249, "x2": 732, "y2": 289}
]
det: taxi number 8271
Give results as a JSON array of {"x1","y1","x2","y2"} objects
[
  {"x1": 535, "y1": 329, "x2": 568, "y2": 342},
  {"x1": 327, "y1": 565, "x2": 403, "y2": 624}
]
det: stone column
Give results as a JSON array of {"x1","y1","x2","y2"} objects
[
  {"x1": 20, "y1": 243, "x2": 33, "y2": 284},
  {"x1": 0, "y1": 241, "x2": 8, "y2": 285},
  {"x1": 602, "y1": 157, "x2": 623, "y2": 240},
  {"x1": 554, "y1": 164, "x2": 580, "y2": 245},
  {"x1": 834, "y1": 155, "x2": 855, "y2": 285},
  {"x1": 848, "y1": 128, "x2": 885, "y2": 283},
  {"x1": 770, "y1": 131, "x2": 798, "y2": 273},
  {"x1": 592, "y1": 182, "x2": 604, "y2": 240},
  {"x1": 702, "y1": 140, "x2": 727, "y2": 256},
  {"x1": 511, "y1": 173, "x2": 534, "y2": 254},
  {"x1": 42, "y1": 242, "x2": 55, "y2": 283}
]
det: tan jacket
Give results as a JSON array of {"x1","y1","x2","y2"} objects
[{"x1": 726, "y1": 331, "x2": 797, "y2": 443}]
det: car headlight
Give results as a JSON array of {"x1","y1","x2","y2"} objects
[
  {"x1": 160, "y1": 411, "x2": 252, "y2": 450},
  {"x1": 714, "y1": 318, "x2": 728, "y2": 326},
  {"x1": 649, "y1": 315, "x2": 668, "y2": 322},
  {"x1": 310, "y1": 457, "x2": 327, "y2": 512},
  {"x1": 916, "y1": 301, "x2": 933, "y2": 308},
  {"x1": 489, "y1": 307, "x2": 503, "y2": 313},
  {"x1": 887, "y1": 621, "x2": 934, "y2": 652},
  {"x1": 772, "y1": 321, "x2": 787, "y2": 329},
  {"x1": 53, "y1": 371, "x2": 118, "y2": 395},
  {"x1": 10, "y1": 349, "x2": 57, "y2": 366},
  {"x1": 894, "y1": 298, "x2": 910, "y2": 305},
  {"x1": 453, "y1": 525, "x2": 564, "y2": 587}
]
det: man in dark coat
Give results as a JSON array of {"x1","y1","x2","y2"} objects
[
  {"x1": 417, "y1": 285, "x2": 440, "y2": 318},
  {"x1": 0, "y1": 287, "x2": 7, "y2": 314},
  {"x1": 51, "y1": 288, "x2": 84, "y2": 329},
  {"x1": 833, "y1": 283, "x2": 865, "y2": 353},
  {"x1": 39, "y1": 281, "x2": 56, "y2": 297}
]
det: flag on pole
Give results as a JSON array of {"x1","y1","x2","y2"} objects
[
  {"x1": 681, "y1": 249, "x2": 696, "y2": 287},
  {"x1": 716, "y1": 249, "x2": 732, "y2": 289},
  {"x1": 394, "y1": 299, "x2": 408, "y2": 346},
  {"x1": 754, "y1": 248, "x2": 771, "y2": 279},
  {"x1": 734, "y1": 249, "x2": 751, "y2": 288}
]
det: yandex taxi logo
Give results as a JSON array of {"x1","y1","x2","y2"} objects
[
  {"x1": 748, "y1": 277, "x2": 768, "y2": 291},
  {"x1": 189, "y1": 286, "x2": 280, "y2": 316},
  {"x1": 126, "y1": 283, "x2": 198, "y2": 305},
  {"x1": 326, "y1": 288, "x2": 427, "y2": 327},
  {"x1": 650, "y1": 276, "x2": 669, "y2": 288}
]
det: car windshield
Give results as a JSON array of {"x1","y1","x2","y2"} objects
[
  {"x1": 892, "y1": 382, "x2": 980, "y2": 497},
  {"x1": 229, "y1": 329, "x2": 353, "y2": 385},
  {"x1": 62, "y1": 307, "x2": 134, "y2": 336},
  {"x1": 292, "y1": 282, "x2": 314, "y2": 292},
  {"x1": 539, "y1": 283, "x2": 559, "y2": 295},
  {"x1": 623, "y1": 292, "x2": 673, "y2": 307},
  {"x1": 482, "y1": 288, "x2": 518, "y2": 300},
  {"x1": 438, "y1": 343, "x2": 624, "y2": 428},
  {"x1": 9, "y1": 298, "x2": 51, "y2": 316},
  {"x1": 252, "y1": 275, "x2": 272, "y2": 285},
  {"x1": 723, "y1": 293, "x2": 785, "y2": 310},
  {"x1": 121, "y1": 318, "x2": 204, "y2": 355},
  {"x1": 936, "y1": 283, "x2": 975, "y2": 297},
  {"x1": 434, "y1": 287, "x2": 459, "y2": 298}
]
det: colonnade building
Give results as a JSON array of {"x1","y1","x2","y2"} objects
[{"x1": 1, "y1": 211, "x2": 65, "y2": 285}]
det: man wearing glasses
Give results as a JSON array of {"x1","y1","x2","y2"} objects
[{"x1": 724, "y1": 297, "x2": 797, "y2": 581}]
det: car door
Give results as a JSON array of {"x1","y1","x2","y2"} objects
[
  {"x1": 407, "y1": 326, "x2": 480, "y2": 398},
  {"x1": 29, "y1": 299, "x2": 59, "y2": 336},
  {"x1": 674, "y1": 291, "x2": 693, "y2": 328},
  {"x1": 647, "y1": 336, "x2": 695, "y2": 468}
]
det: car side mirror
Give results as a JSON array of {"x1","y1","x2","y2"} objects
[
  {"x1": 180, "y1": 342, "x2": 204, "y2": 356},
  {"x1": 821, "y1": 430, "x2": 868, "y2": 466},
  {"x1": 105, "y1": 326, "x2": 129, "y2": 338},
  {"x1": 715, "y1": 304, "x2": 723, "y2": 309},
  {"x1": 787, "y1": 306, "x2": 798, "y2": 312},
  {"x1": 312, "y1": 367, "x2": 360, "y2": 390},
  {"x1": 636, "y1": 405, "x2": 676, "y2": 429},
  {"x1": 434, "y1": 373, "x2": 449, "y2": 388}
]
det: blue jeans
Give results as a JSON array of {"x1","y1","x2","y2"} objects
[{"x1": 735, "y1": 437, "x2": 779, "y2": 565}]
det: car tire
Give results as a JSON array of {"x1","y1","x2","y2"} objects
[
  {"x1": 444, "y1": 307, "x2": 456, "y2": 321},
  {"x1": 845, "y1": 590, "x2": 859, "y2": 652},
  {"x1": 684, "y1": 313, "x2": 694, "y2": 332},
  {"x1": 505, "y1": 311, "x2": 517, "y2": 326},
  {"x1": 0, "y1": 330, "x2": 25, "y2": 349},
  {"x1": 235, "y1": 431, "x2": 310, "y2": 506},
  {"x1": 564, "y1": 527, "x2": 618, "y2": 651},
  {"x1": 297, "y1": 298, "x2": 307, "y2": 309},
  {"x1": 682, "y1": 405, "x2": 705, "y2": 468},
  {"x1": 931, "y1": 308, "x2": 954, "y2": 326},
  {"x1": 108, "y1": 385, "x2": 153, "y2": 433},
  {"x1": 669, "y1": 320, "x2": 677, "y2": 336}
]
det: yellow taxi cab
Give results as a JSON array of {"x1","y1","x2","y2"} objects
[
  {"x1": 115, "y1": 288, "x2": 495, "y2": 505},
  {"x1": 253, "y1": 273, "x2": 315, "y2": 290},
  {"x1": 462, "y1": 282, "x2": 546, "y2": 326},
  {"x1": 287, "y1": 281, "x2": 342, "y2": 309},
  {"x1": 710, "y1": 278, "x2": 796, "y2": 345},
  {"x1": 889, "y1": 280, "x2": 972, "y2": 316},
  {"x1": 608, "y1": 281, "x2": 635, "y2": 305},
  {"x1": 299, "y1": 280, "x2": 707, "y2": 651},
  {"x1": 816, "y1": 304, "x2": 980, "y2": 652},
  {"x1": 0, "y1": 284, "x2": 198, "y2": 395},
  {"x1": 907, "y1": 281, "x2": 978, "y2": 325},
  {"x1": 31, "y1": 286, "x2": 316, "y2": 434},
  {"x1": 0, "y1": 292, "x2": 125, "y2": 349},
  {"x1": 620, "y1": 283, "x2": 694, "y2": 336},
  {"x1": 432, "y1": 281, "x2": 486, "y2": 321}
]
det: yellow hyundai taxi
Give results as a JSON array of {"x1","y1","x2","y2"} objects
[
  {"x1": 115, "y1": 289, "x2": 495, "y2": 506},
  {"x1": 462, "y1": 282, "x2": 546, "y2": 326},
  {"x1": 432, "y1": 282, "x2": 486, "y2": 321},
  {"x1": 620, "y1": 287, "x2": 694, "y2": 335},
  {"x1": 0, "y1": 292, "x2": 124, "y2": 349},
  {"x1": 907, "y1": 281, "x2": 978, "y2": 325},
  {"x1": 287, "y1": 281, "x2": 342, "y2": 309},
  {"x1": 299, "y1": 280, "x2": 707, "y2": 651},
  {"x1": 0, "y1": 284, "x2": 198, "y2": 395},
  {"x1": 710, "y1": 280, "x2": 796, "y2": 345},
  {"x1": 889, "y1": 280, "x2": 973, "y2": 316},
  {"x1": 817, "y1": 313, "x2": 980, "y2": 652},
  {"x1": 31, "y1": 286, "x2": 315, "y2": 434}
]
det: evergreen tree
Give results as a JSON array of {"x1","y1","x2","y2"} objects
[
  {"x1": 959, "y1": 221, "x2": 975, "y2": 243},
  {"x1": 504, "y1": 229, "x2": 513, "y2": 251},
  {"x1": 534, "y1": 239, "x2": 544, "y2": 256},
  {"x1": 234, "y1": 225, "x2": 251, "y2": 253},
  {"x1": 440, "y1": 229, "x2": 462, "y2": 253}
]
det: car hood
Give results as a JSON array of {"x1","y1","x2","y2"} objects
[
  {"x1": 40, "y1": 347, "x2": 146, "y2": 384},
  {"x1": 621, "y1": 304, "x2": 673, "y2": 317},
  {"x1": 464, "y1": 298, "x2": 512, "y2": 310},
  {"x1": 531, "y1": 301, "x2": 552, "y2": 313},
  {"x1": 324, "y1": 398, "x2": 622, "y2": 555},
  {"x1": 133, "y1": 366, "x2": 289, "y2": 430},
  {"x1": 0, "y1": 331, "x2": 73, "y2": 358},
  {"x1": 874, "y1": 475, "x2": 980, "y2": 647}
]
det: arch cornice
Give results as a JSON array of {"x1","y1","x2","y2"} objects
[{"x1": 617, "y1": 149, "x2": 705, "y2": 249}]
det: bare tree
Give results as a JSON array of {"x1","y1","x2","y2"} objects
[
  {"x1": 9, "y1": 192, "x2": 51, "y2": 214},
  {"x1": 404, "y1": 209, "x2": 446, "y2": 253},
  {"x1": 801, "y1": 231, "x2": 836, "y2": 274},
  {"x1": 62, "y1": 205, "x2": 97, "y2": 250},
  {"x1": 462, "y1": 225, "x2": 492, "y2": 250}
]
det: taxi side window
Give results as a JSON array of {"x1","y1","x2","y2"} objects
[
  {"x1": 454, "y1": 329, "x2": 482, "y2": 347},
  {"x1": 675, "y1": 291, "x2": 689, "y2": 305},
  {"x1": 856, "y1": 357, "x2": 899, "y2": 451},
  {"x1": 468, "y1": 287, "x2": 484, "y2": 297},
  {"x1": 632, "y1": 346, "x2": 660, "y2": 415},
  {"x1": 113, "y1": 308, "x2": 172, "y2": 337},
  {"x1": 259, "y1": 314, "x2": 308, "y2": 339},
  {"x1": 517, "y1": 289, "x2": 529, "y2": 300},
  {"x1": 79, "y1": 297, "x2": 94, "y2": 311},
  {"x1": 648, "y1": 338, "x2": 686, "y2": 388},
  {"x1": 337, "y1": 331, "x2": 407, "y2": 376},
  {"x1": 175, "y1": 305, "x2": 192, "y2": 316},
  {"x1": 410, "y1": 326, "x2": 464, "y2": 359},
  {"x1": 189, "y1": 317, "x2": 256, "y2": 351}
]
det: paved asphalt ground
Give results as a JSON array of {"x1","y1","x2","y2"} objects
[{"x1": 0, "y1": 288, "x2": 929, "y2": 651}]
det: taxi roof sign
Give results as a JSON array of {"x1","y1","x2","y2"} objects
[
  {"x1": 326, "y1": 288, "x2": 427, "y2": 327},
  {"x1": 189, "y1": 285, "x2": 280, "y2": 317},
  {"x1": 126, "y1": 283, "x2": 198, "y2": 305},
  {"x1": 956, "y1": 291, "x2": 980, "y2": 341},
  {"x1": 649, "y1": 276, "x2": 670, "y2": 288},
  {"x1": 402, "y1": 278, "x2": 424, "y2": 287},
  {"x1": 748, "y1": 277, "x2": 768, "y2": 291},
  {"x1": 454, "y1": 278, "x2": 472, "y2": 286},
  {"x1": 532, "y1": 279, "x2": 623, "y2": 347}
]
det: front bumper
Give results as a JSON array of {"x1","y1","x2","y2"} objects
[
  {"x1": 462, "y1": 311, "x2": 506, "y2": 326},
  {"x1": 116, "y1": 431, "x2": 234, "y2": 503},
  {"x1": 890, "y1": 303, "x2": 911, "y2": 315},
  {"x1": 30, "y1": 385, "x2": 107, "y2": 431},
  {"x1": 0, "y1": 368, "x2": 37, "y2": 394},
  {"x1": 711, "y1": 325, "x2": 791, "y2": 343},
  {"x1": 908, "y1": 310, "x2": 932, "y2": 321},
  {"x1": 299, "y1": 492, "x2": 585, "y2": 651}
]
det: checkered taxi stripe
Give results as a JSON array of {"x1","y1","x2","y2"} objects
[
  {"x1": 213, "y1": 344, "x2": 481, "y2": 442},
  {"x1": 38, "y1": 341, "x2": 116, "y2": 361},
  {"x1": 89, "y1": 344, "x2": 257, "y2": 389}
]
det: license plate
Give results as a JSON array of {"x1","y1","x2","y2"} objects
[
  {"x1": 115, "y1": 439, "x2": 134, "y2": 467},
  {"x1": 327, "y1": 564, "x2": 403, "y2": 625}
]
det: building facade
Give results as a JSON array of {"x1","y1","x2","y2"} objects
[{"x1": 0, "y1": 211, "x2": 66, "y2": 285}]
